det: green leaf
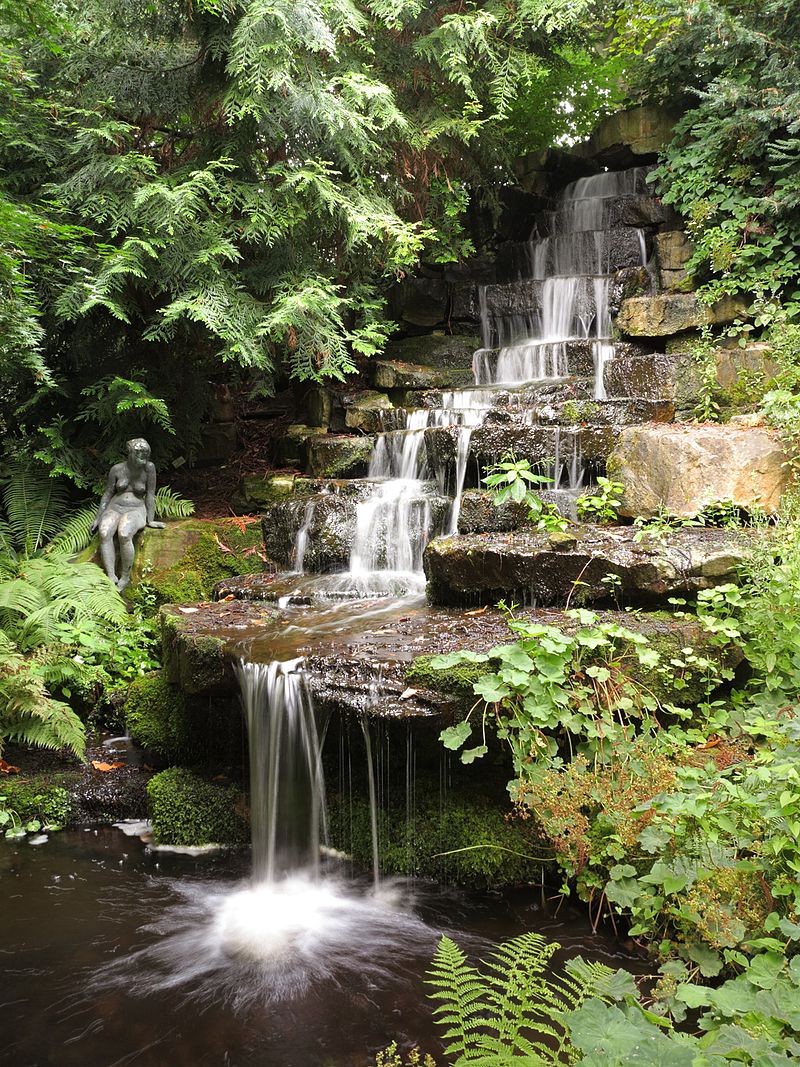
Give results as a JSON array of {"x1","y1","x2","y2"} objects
[{"x1": 439, "y1": 721, "x2": 471, "y2": 751}]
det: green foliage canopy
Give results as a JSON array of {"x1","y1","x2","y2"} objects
[{"x1": 1, "y1": 0, "x2": 609, "y2": 482}]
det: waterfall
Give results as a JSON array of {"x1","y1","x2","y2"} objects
[
  {"x1": 291, "y1": 167, "x2": 647, "y2": 576},
  {"x1": 237, "y1": 659, "x2": 328, "y2": 882},
  {"x1": 292, "y1": 501, "x2": 315, "y2": 574}
]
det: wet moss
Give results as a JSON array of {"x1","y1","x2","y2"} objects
[
  {"x1": 406, "y1": 655, "x2": 490, "y2": 699},
  {"x1": 129, "y1": 520, "x2": 265, "y2": 610},
  {"x1": 1, "y1": 773, "x2": 75, "y2": 828},
  {"x1": 328, "y1": 788, "x2": 548, "y2": 887},
  {"x1": 147, "y1": 767, "x2": 248, "y2": 846},
  {"x1": 124, "y1": 673, "x2": 189, "y2": 762},
  {"x1": 160, "y1": 610, "x2": 228, "y2": 694}
]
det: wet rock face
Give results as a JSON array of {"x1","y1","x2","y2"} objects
[
  {"x1": 617, "y1": 293, "x2": 748, "y2": 336},
  {"x1": 384, "y1": 333, "x2": 480, "y2": 369},
  {"x1": 457, "y1": 489, "x2": 589, "y2": 533},
  {"x1": 261, "y1": 492, "x2": 361, "y2": 571},
  {"x1": 609, "y1": 423, "x2": 789, "y2": 518},
  {"x1": 306, "y1": 434, "x2": 375, "y2": 478},
  {"x1": 423, "y1": 526, "x2": 756, "y2": 608}
]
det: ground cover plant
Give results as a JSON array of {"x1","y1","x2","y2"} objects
[{"x1": 427, "y1": 496, "x2": 800, "y2": 1041}]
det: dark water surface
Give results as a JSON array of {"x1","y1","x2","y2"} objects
[{"x1": 3, "y1": 828, "x2": 646, "y2": 1067}]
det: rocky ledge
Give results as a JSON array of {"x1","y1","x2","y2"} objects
[
  {"x1": 159, "y1": 597, "x2": 741, "y2": 717},
  {"x1": 423, "y1": 525, "x2": 757, "y2": 607}
]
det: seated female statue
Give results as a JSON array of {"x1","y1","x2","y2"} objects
[{"x1": 91, "y1": 438, "x2": 165, "y2": 591}]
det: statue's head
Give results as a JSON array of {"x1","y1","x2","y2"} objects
[{"x1": 126, "y1": 438, "x2": 151, "y2": 467}]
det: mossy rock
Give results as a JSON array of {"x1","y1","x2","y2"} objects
[
  {"x1": 124, "y1": 673, "x2": 190, "y2": 762},
  {"x1": 328, "y1": 787, "x2": 545, "y2": 887},
  {"x1": 147, "y1": 767, "x2": 248, "y2": 847},
  {"x1": 406, "y1": 655, "x2": 489, "y2": 700},
  {"x1": 238, "y1": 473, "x2": 298, "y2": 509},
  {"x1": 306, "y1": 434, "x2": 375, "y2": 478},
  {"x1": 160, "y1": 609, "x2": 229, "y2": 694},
  {"x1": 1, "y1": 773, "x2": 76, "y2": 829},
  {"x1": 128, "y1": 518, "x2": 266, "y2": 608}
]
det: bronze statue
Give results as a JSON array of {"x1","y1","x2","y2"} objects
[{"x1": 91, "y1": 438, "x2": 165, "y2": 591}]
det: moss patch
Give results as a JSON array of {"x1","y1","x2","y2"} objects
[
  {"x1": 124, "y1": 673, "x2": 189, "y2": 762},
  {"x1": 328, "y1": 788, "x2": 547, "y2": 887},
  {"x1": 1, "y1": 773, "x2": 76, "y2": 828},
  {"x1": 147, "y1": 767, "x2": 248, "y2": 846},
  {"x1": 406, "y1": 655, "x2": 490, "y2": 700},
  {"x1": 160, "y1": 610, "x2": 229, "y2": 694},
  {"x1": 129, "y1": 519, "x2": 266, "y2": 608}
]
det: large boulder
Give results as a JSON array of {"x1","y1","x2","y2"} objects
[
  {"x1": 577, "y1": 106, "x2": 678, "y2": 167},
  {"x1": 608, "y1": 422, "x2": 789, "y2": 518},
  {"x1": 616, "y1": 293, "x2": 747, "y2": 337},
  {"x1": 424, "y1": 526, "x2": 754, "y2": 607}
]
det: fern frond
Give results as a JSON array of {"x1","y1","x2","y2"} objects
[
  {"x1": 427, "y1": 935, "x2": 615, "y2": 1066},
  {"x1": 427, "y1": 936, "x2": 490, "y2": 1060},
  {"x1": 154, "y1": 487, "x2": 195, "y2": 518},
  {"x1": 2, "y1": 460, "x2": 70, "y2": 556},
  {"x1": 45, "y1": 505, "x2": 96, "y2": 556},
  {"x1": 1, "y1": 703, "x2": 86, "y2": 758}
]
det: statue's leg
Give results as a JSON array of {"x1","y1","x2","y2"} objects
[
  {"x1": 116, "y1": 510, "x2": 147, "y2": 592},
  {"x1": 98, "y1": 512, "x2": 121, "y2": 585}
]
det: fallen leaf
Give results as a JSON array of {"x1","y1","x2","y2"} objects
[
  {"x1": 213, "y1": 533, "x2": 233, "y2": 554},
  {"x1": 697, "y1": 736, "x2": 721, "y2": 750},
  {"x1": 399, "y1": 688, "x2": 419, "y2": 700},
  {"x1": 178, "y1": 606, "x2": 199, "y2": 614},
  {"x1": 220, "y1": 594, "x2": 236, "y2": 602},
  {"x1": 465, "y1": 606, "x2": 488, "y2": 616},
  {"x1": 223, "y1": 515, "x2": 259, "y2": 535},
  {"x1": 91, "y1": 760, "x2": 125, "y2": 772},
  {"x1": 0, "y1": 759, "x2": 20, "y2": 775}
]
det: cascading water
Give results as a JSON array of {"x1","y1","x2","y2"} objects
[
  {"x1": 237, "y1": 659, "x2": 328, "y2": 882},
  {"x1": 290, "y1": 167, "x2": 648, "y2": 594}
]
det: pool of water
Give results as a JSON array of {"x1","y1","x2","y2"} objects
[{"x1": 3, "y1": 827, "x2": 647, "y2": 1067}]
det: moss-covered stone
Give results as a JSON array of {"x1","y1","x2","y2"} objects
[
  {"x1": 406, "y1": 655, "x2": 489, "y2": 699},
  {"x1": 306, "y1": 434, "x2": 375, "y2": 478},
  {"x1": 328, "y1": 787, "x2": 545, "y2": 887},
  {"x1": 128, "y1": 519, "x2": 266, "y2": 608},
  {"x1": 124, "y1": 673, "x2": 189, "y2": 762},
  {"x1": 238, "y1": 473, "x2": 298, "y2": 509},
  {"x1": 147, "y1": 766, "x2": 248, "y2": 846},
  {"x1": 161, "y1": 609, "x2": 229, "y2": 694},
  {"x1": 1, "y1": 773, "x2": 75, "y2": 828}
]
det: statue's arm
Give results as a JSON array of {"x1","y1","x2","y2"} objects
[
  {"x1": 91, "y1": 466, "x2": 118, "y2": 533},
  {"x1": 146, "y1": 463, "x2": 165, "y2": 529}
]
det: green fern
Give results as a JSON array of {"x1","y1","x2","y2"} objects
[
  {"x1": 427, "y1": 934, "x2": 615, "y2": 1066},
  {"x1": 154, "y1": 487, "x2": 195, "y2": 519}
]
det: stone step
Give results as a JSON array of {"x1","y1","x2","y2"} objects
[
  {"x1": 160, "y1": 598, "x2": 740, "y2": 713},
  {"x1": 372, "y1": 359, "x2": 475, "y2": 392},
  {"x1": 424, "y1": 526, "x2": 755, "y2": 608},
  {"x1": 383, "y1": 332, "x2": 480, "y2": 370},
  {"x1": 306, "y1": 434, "x2": 375, "y2": 478},
  {"x1": 494, "y1": 227, "x2": 646, "y2": 283}
]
